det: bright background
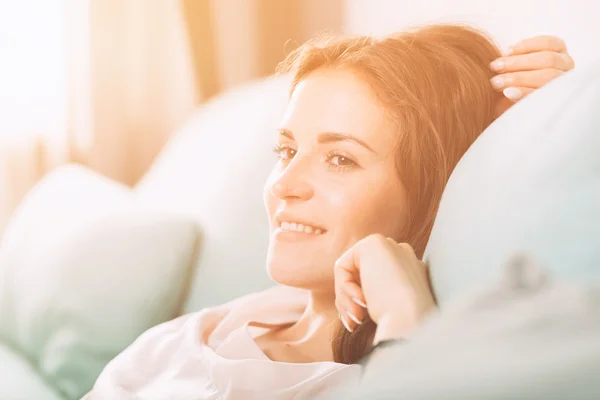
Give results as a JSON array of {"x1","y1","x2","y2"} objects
[{"x1": 0, "y1": 0, "x2": 597, "y2": 235}]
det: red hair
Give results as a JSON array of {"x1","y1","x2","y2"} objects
[{"x1": 277, "y1": 24, "x2": 502, "y2": 364}]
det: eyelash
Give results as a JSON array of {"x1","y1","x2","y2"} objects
[
  {"x1": 272, "y1": 145, "x2": 358, "y2": 172},
  {"x1": 272, "y1": 144, "x2": 296, "y2": 160},
  {"x1": 324, "y1": 150, "x2": 358, "y2": 172}
]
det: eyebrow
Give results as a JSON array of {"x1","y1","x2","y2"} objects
[{"x1": 278, "y1": 128, "x2": 376, "y2": 153}]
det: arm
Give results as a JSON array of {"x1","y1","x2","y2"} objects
[{"x1": 373, "y1": 312, "x2": 413, "y2": 346}]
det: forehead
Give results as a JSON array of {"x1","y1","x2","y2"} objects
[{"x1": 281, "y1": 68, "x2": 396, "y2": 148}]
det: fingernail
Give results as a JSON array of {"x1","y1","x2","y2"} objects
[
  {"x1": 346, "y1": 310, "x2": 363, "y2": 325},
  {"x1": 340, "y1": 315, "x2": 353, "y2": 333},
  {"x1": 352, "y1": 297, "x2": 367, "y2": 308},
  {"x1": 503, "y1": 87, "x2": 522, "y2": 100},
  {"x1": 490, "y1": 76, "x2": 504, "y2": 89},
  {"x1": 502, "y1": 47, "x2": 513, "y2": 57},
  {"x1": 490, "y1": 60, "x2": 504, "y2": 72}
]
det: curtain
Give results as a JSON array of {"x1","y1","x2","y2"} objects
[
  {"x1": 182, "y1": 0, "x2": 345, "y2": 98},
  {"x1": 0, "y1": 0, "x2": 71, "y2": 233},
  {"x1": 0, "y1": 0, "x2": 198, "y2": 234},
  {"x1": 0, "y1": 0, "x2": 343, "y2": 236}
]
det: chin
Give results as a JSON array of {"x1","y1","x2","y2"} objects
[{"x1": 266, "y1": 257, "x2": 334, "y2": 291}]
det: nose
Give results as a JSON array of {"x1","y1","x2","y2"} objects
[{"x1": 270, "y1": 158, "x2": 314, "y2": 201}]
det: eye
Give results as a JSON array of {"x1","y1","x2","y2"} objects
[
  {"x1": 329, "y1": 155, "x2": 355, "y2": 167},
  {"x1": 272, "y1": 144, "x2": 296, "y2": 160},
  {"x1": 325, "y1": 151, "x2": 359, "y2": 170}
]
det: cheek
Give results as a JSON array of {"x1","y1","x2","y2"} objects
[{"x1": 326, "y1": 178, "x2": 408, "y2": 242}]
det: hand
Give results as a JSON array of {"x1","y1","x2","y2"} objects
[
  {"x1": 490, "y1": 35, "x2": 575, "y2": 116},
  {"x1": 333, "y1": 234, "x2": 436, "y2": 344}
]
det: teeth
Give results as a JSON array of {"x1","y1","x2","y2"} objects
[{"x1": 279, "y1": 221, "x2": 324, "y2": 234}]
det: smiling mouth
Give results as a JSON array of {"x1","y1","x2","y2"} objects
[{"x1": 278, "y1": 221, "x2": 326, "y2": 235}]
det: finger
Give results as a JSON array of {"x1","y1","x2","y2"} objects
[
  {"x1": 346, "y1": 308, "x2": 364, "y2": 327},
  {"x1": 339, "y1": 281, "x2": 366, "y2": 319},
  {"x1": 490, "y1": 51, "x2": 574, "y2": 73},
  {"x1": 335, "y1": 275, "x2": 365, "y2": 306},
  {"x1": 334, "y1": 261, "x2": 367, "y2": 331},
  {"x1": 335, "y1": 296, "x2": 363, "y2": 332},
  {"x1": 334, "y1": 268, "x2": 358, "y2": 320},
  {"x1": 334, "y1": 247, "x2": 360, "y2": 293},
  {"x1": 342, "y1": 279, "x2": 367, "y2": 308},
  {"x1": 502, "y1": 86, "x2": 535, "y2": 102},
  {"x1": 490, "y1": 68, "x2": 563, "y2": 91},
  {"x1": 335, "y1": 244, "x2": 360, "y2": 276},
  {"x1": 352, "y1": 296, "x2": 367, "y2": 308},
  {"x1": 334, "y1": 260, "x2": 356, "y2": 290},
  {"x1": 395, "y1": 242, "x2": 418, "y2": 258},
  {"x1": 340, "y1": 313, "x2": 354, "y2": 333},
  {"x1": 505, "y1": 35, "x2": 567, "y2": 56},
  {"x1": 341, "y1": 297, "x2": 366, "y2": 327}
]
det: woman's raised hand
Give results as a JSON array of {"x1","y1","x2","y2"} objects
[
  {"x1": 333, "y1": 234, "x2": 436, "y2": 344},
  {"x1": 491, "y1": 35, "x2": 575, "y2": 116}
]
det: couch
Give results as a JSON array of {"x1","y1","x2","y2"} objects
[{"x1": 0, "y1": 60, "x2": 598, "y2": 399}]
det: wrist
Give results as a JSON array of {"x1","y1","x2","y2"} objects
[{"x1": 373, "y1": 312, "x2": 414, "y2": 346}]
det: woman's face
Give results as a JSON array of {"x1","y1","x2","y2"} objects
[{"x1": 264, "y1": 68, "x2": 408, "y2": 292}]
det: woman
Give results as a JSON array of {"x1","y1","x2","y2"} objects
[{"x1": 83, "y1": 25, "x2": 574, "y2": 399}]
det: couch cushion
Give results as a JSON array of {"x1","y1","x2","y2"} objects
[
  {"x1": 321, "y1": 255, "x2": 600, "y2": 399},
  {"x1": 0, "y1": 165, "x2": 198, "y2": 399},
  {"x1": 424, "y1": 62, "x2": 600, "y2": 305},
  {"x1": 0, "y1": 341, "x2": 64, "y2": 400},
  {"x1": 135, "y1": 74, "x2": 293, "y2": 312}
]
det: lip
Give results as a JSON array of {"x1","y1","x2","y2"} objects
[{"x1": 274, "y1": 212, "x2": 327, "y2": 233}]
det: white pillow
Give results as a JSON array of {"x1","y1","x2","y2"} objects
[
  {"x1": 424, "y1": 62, "x2": 600, "y2": 305},
  {"x1": 0, "y1": 164, "x2": 199, "y2": 399}
]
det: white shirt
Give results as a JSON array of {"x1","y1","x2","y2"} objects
[{"x1": 82, "y1": 285, "x2": 362, "y2": 400}]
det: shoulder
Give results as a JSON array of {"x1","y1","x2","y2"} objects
[
  {"x1": 88, "y1": 286, "x2": 308, "y2": 395},
  {"x1": 129, "y1": 285, "x2": 305, "y2": 347},
  {"x1": 85, "y1": 311, "x2": 209, "y2": 396}
]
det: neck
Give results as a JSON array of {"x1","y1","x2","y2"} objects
[{"x1": 277, "y1": 288, "x2": 339, "y2": 361}]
